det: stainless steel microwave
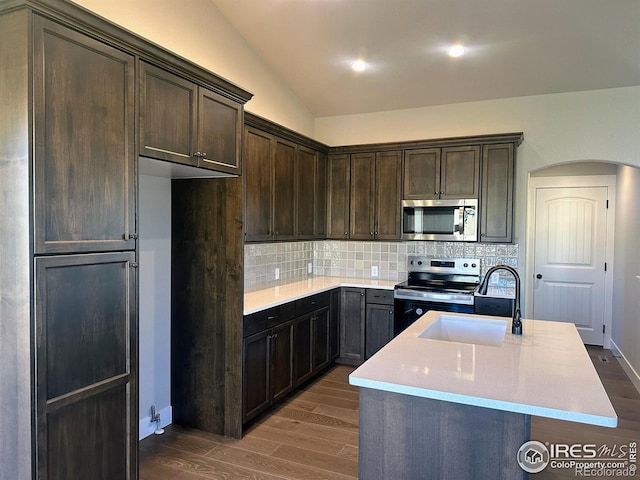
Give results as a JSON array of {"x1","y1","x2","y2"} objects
[{"x1": 401, "y1": 199, "x2": 478, "y2": 241}]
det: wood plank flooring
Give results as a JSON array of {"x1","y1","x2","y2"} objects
[{"x1": 140, "y1": 347, "x2": 640, "y2": 479}]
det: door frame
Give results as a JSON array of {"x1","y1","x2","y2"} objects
[{"x1": 525, "y1": 174, "x2": 616, "y2": 348}]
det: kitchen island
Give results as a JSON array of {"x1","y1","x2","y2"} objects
[{"x1": 349, "y1": 311, "x2": 617, "y2": 479}]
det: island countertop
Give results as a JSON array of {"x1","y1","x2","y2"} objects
[{"x1": 349, "y1": 310, "x2": 617, "y2": 427}]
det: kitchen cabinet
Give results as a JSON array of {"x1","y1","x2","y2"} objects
[
  {"x1": 332, "y1": 151, "x2": 402, "y2": 240},
  {"x1": 365, "y1": 289, "x2": 395, "y2": 359},
  {"x1": 244, "y1": 117, "x2": 328, "y2": 242},
  {"x1": 243, "y1": 291, "x2": 334, "y2": 423},
  {"x1": 140, "y1": 61, "x2": 243, "y2": 175},
  {"x1": 34, "y1": 16, "x2": 136, "y2": 255},
  {"x1": 330, "y1": 289, "x2": 341, "y2": 361},
  {"x1": 480, "y1": 143, "x2": 515, "y2": 243},
  {"x1": 273, "y1": 137, "x2": 297, "y2": 240},
  {"x1": 339, "y1": 287, "x2": 366, "y2": 365},
  {"x1": 327, "y1": 154, "x2": 351, "y2": 239},
  {"x1": 403, "y1": 146, "x2": 480, "y2": 200}
]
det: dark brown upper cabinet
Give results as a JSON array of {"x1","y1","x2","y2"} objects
[
  {"x1": 244, "y1": 127, "x2": 274, "y2": 241},
  {"x1": 327, "y1": 154, "x2": 351, "y2": 239},
  {"x1": 244, "y1": 119, "x2": 328, "y2": 242},
  {"x1": 33, "y1": 16, "x2": 136, "y2": 255},
  {"x1": 403, "y1": 146, "x2": 479, "y2": 200},
  {"x1": 480, "y1": 143, "x2": 515, "y2": 243},
  {"x1": 273, "y1": 137, "x2": 297, "y2": 240},
  {"x1": 140, "y1": 61, "x2": 243, "y2": 175},
  {"x1": 345, "y1": 151, "x2": 402, "y2": 241}
]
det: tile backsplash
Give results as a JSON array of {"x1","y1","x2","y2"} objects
[{"x1": 244, "y1": 241, "x2": 519, "y2": 292}]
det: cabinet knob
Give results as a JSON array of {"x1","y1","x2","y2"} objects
[
  {"x1": 201, "y1": 152, "x2": 207, "y2": 158},
  {"x1": 344, "y1": 232, "x2": 348, "y2": 235},
  {"x1": 128, "y1": 233, "x2": 138, "y2": 240},
  {"x1": 536, "y1": 274, "x2": 543, "y2": 279}
]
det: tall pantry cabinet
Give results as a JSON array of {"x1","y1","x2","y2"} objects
[
  {"x1": 2, "y1": 8, "x2": 137, "y2": 480},
  {"x1": 0, "y1": 1, "x2": 252, "y2": 479}
]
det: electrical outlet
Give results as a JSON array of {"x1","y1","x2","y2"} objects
[
  {"x1": 308, "y1": 262, "x2": 313, "y2": 274},
  {"x1": 371, "y1": 265, "x2": 379, "y2": 277},
  {"x1": 275, "y1": 268, "x2": 280, "y2": 280}
]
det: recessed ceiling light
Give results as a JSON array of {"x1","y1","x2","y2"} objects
[
  {"x1": 447, "y1": 44, "x2": 465, "y2": 58},
  {"x1": 351, "y1": 59, "x2": 367, "y2": 72}
]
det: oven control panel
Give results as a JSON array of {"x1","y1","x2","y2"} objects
[{"x1": 407, "y1": 256, "x2": 480, "y2": 275}]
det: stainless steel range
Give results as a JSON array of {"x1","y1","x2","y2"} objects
[{"x1": 394, "y1": 256, "x2": 481, "y2": 335}]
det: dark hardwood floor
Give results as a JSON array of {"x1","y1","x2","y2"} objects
[{"x1": 140, "y1": 347, "x2": 640, "y2": 479}]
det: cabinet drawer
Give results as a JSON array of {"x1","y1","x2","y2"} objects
[
  {"x1": 295, "y1": 291, "x2": 331, "y2": 316},
  {"x1": 366, "y1": 289, "x2": 394, "y2": 305},
  {"x1": 243, "y1": 301, "x2": 296, "y2": 337}
]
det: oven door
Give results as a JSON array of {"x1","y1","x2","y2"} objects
[{"x1": 393, "y1": 298, "x2": 474, "y2": 336}]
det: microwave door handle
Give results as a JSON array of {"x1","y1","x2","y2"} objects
[{"x1": 456, "y1": 207, "x2": 464, "y2": 234}]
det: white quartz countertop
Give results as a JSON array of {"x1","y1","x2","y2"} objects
[
  {"x1": 349, "y1": 310, "x2": 617, "y2": 427},
  {"x1": 244, "y1": 277, "x2": 397, "y2": 315}
]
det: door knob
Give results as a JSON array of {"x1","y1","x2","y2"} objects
[{"x1": 536, "y1": 274, "x2": 542, "y2": 279}]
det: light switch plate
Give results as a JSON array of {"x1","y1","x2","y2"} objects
[
  {"x1": 371, "y1": 266, "x2": 379, "y2": 277},
  {"x1": 275, "y1": 268, "x2": 280, "y2": 280}
]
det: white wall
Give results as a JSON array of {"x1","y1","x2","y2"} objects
[
  {"x1": 72, "y1": 0, "x2": 315, "y2": 136},
  {"x1": 612, "y1": 166, "x2": 640, "y2": 388},
  {"x1": 138, "y1": 175, "x2": 172, "y2": 438}
]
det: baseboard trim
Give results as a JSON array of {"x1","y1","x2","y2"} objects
[
  {"x1": 139, "y1": 405, "x2": 172, "y2": 440},
  {"x1": 609, "y1": 339, "x2": 640, "y2": 395}
]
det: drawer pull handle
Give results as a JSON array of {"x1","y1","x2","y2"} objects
[{"x1": 267, "y1": 315, "x2": 278, "y2": 320}]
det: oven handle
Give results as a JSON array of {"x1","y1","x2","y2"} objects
[{"x1": 394, "y1": 289, "x2": 475, "y2": 305}]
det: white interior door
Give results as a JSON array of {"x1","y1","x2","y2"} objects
[{"x1": 532, "y1": 186, "x2": 609, "y2": 345}]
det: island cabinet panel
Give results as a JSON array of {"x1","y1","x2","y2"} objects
[
  {"x1": 339, "y1": 288, "x2": 366, "y2": 365},
  {"x1": 34, "y1": 16, "x2": 136, "y2": 254},
  {"x1": 35, "y1": 252, "x2": 137, "y2": 480},
  {"x1": 480, "y1": 143, "x2": 515, "y2": 243},
  {"x1": 359, "y1": 388, "x2": 530, "y2": 480},
  {"x1": 140, "y1": 61, "x2": 243, "y2": 175},
  {"x1": 244, "y1": 127, "x2": 274, "y2": 241},
  {"x1": 327, "y1": 154, "x2": 351, "y2": 239}
]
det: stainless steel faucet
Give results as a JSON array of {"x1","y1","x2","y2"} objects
[{"x1": 478, "y1": 265, "x2": 522, "y2": 335}]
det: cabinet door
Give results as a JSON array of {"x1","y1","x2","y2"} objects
[
  {"x1": 350, "y1": 153, "x2": 376, "y2": 240},
  {"x1": 34, "y1": 17, "x2": 136, "y2": 254},
  {"x1": 312, "y1": 307, "x2": 331, "y2": 372},
  {"x1": 375, "y1": 151, "x2": 402, "y2": 240},
  {"x1": 35, "y1": 252, "x2": 137, "y2": 480},
  {"x1": 480, "y1": 143, "x2": 515, "y2": 243},
  {"x1": 329, "y1": 289, "x2": 341, "y2": 361},
  {"x1": 293, "y1": 315, "x2": 314, "y2": 386},
  {"x1": 273, "y1": 137, "x2": 297, "y2": 240},
  {"x1": 296, "y1": 146, "x2": 317, "y2": 238},
  {"x1": 365, "y1": 303, "x2": 394, "y2": 359},
  {"x1": 139, "y1": 61, "x2": 197, "y2": 165},
  {"x1": 440, "y1": 146, "x2": 480, "y2": 199},
  {"x1": 403, "y1": 148, "x2": 440, "y2": 199},
  {"x1": 271, "y1": 322, "x2": 295, "y2": 402},
  {"x1": 243, "y1": 330, "x2": 271, "y2": 422},
  {"x1": 244, "y1": 127, "x2": 274, "y2": 241},
  {"x1": 315, "y1": 152, "x2": 328, "y2": 238},
  {"x1": 340, "y1": 288, "x2": 366, "y2": 364},
  {"x1": 327, "y1": 154, "x2": 351, "y2": 239},
  {"x1": 197, "y1": 87, "x2": 242, "y2": 174}
]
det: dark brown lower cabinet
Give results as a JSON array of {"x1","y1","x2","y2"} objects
[
  {"x1": 243, "y1": 292, "x2": 336, "y2": 425},
  {"x1": 35, "y1": 252, "x2": 137, "y2": 480},
  {"x1": 338, "y1": 287, "x2": 366, "y2": 365},
  {"x1": 365, "y1": 303, "x2": 394, "y2": 359}
]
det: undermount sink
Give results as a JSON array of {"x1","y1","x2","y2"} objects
[{"x1": 419, "y1": 314, "x2": 508, "y2": 347}]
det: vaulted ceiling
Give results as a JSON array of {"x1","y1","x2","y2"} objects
[{"x1": 211, "y1": 0, "x2": 640, "y2": 117}]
